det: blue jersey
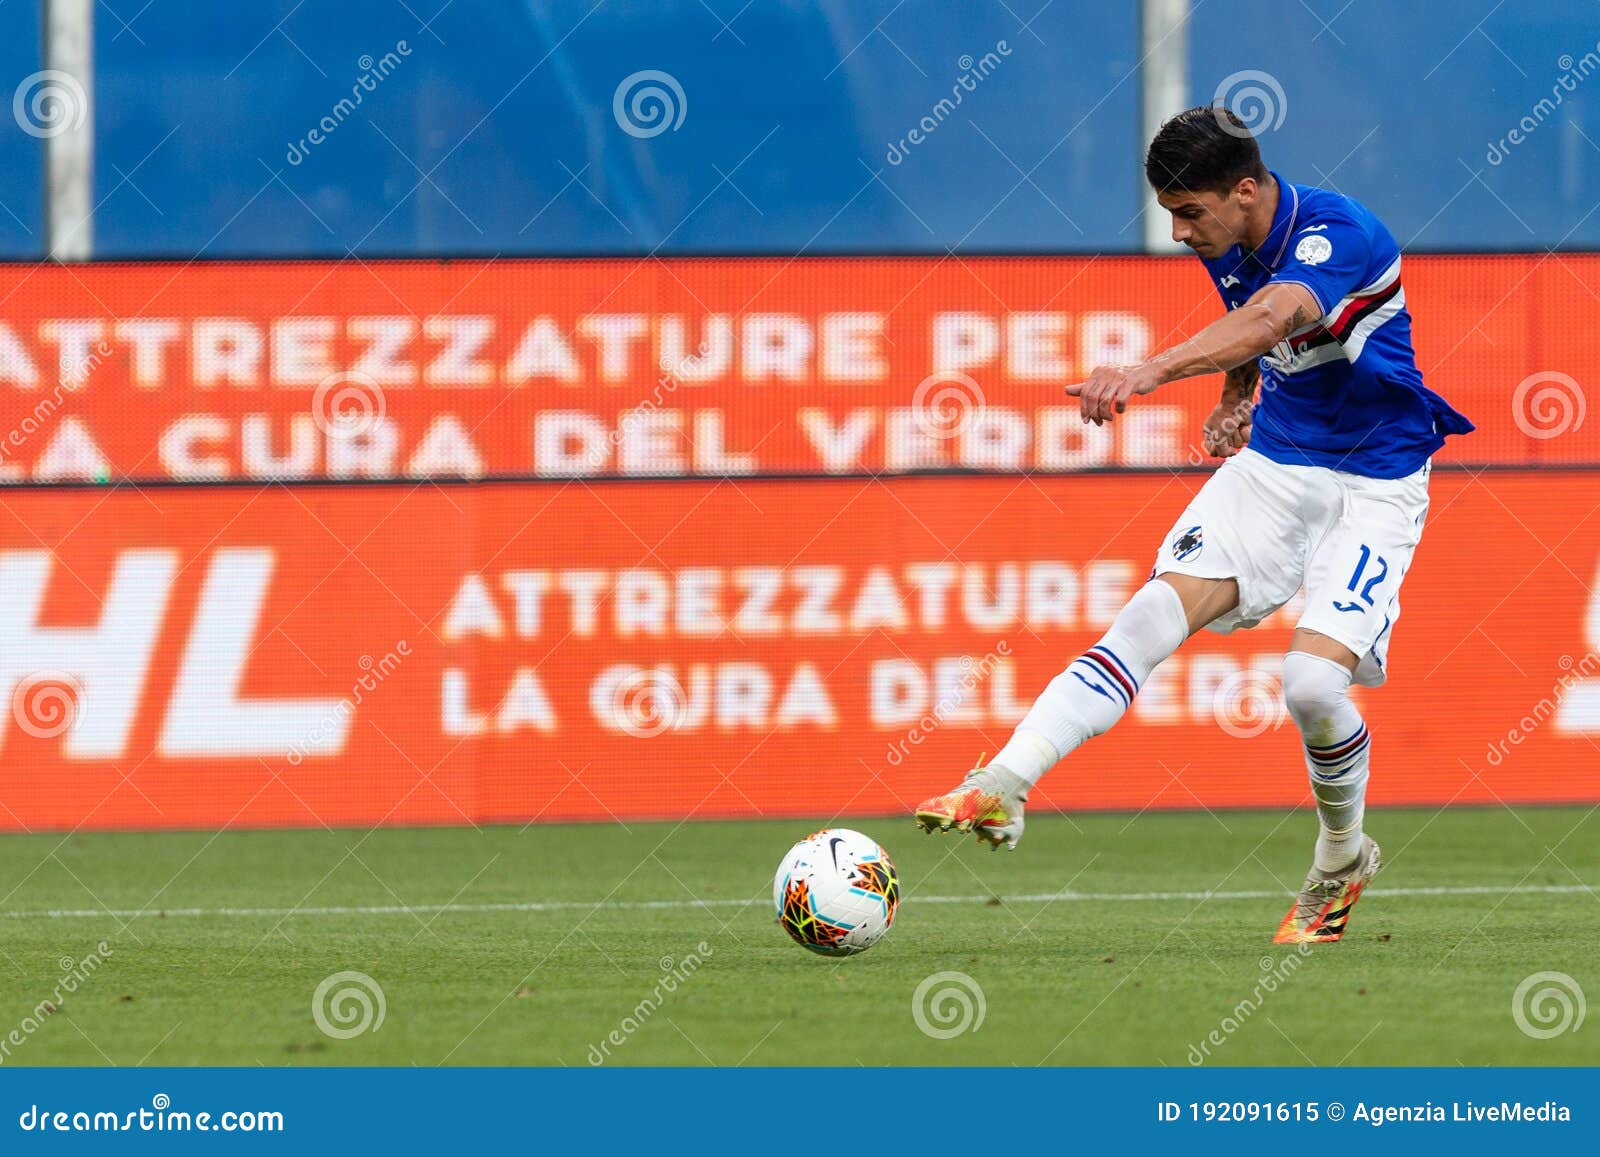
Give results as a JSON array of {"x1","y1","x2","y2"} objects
[{"x1": 1199, "y1": 173, "x2": 1473, "y2": 479}]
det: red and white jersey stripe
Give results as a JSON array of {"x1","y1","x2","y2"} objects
[{"x1": 1262, "y1": 256, "x2": 1405, "y2": 375}]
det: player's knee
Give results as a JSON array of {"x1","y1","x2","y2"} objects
[
  {"x1": 1280, "y1": 650, "x2": 1355, "y2": 738},
  {"x1": 1103, "y1": 579, "x2": 1190, "y2": 680}
]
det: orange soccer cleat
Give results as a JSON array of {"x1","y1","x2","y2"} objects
[
  {"x1": 913, "y1": 758, "x2": 1030, "y2": 850},
  {"x1": 1272, "y1": 835, "x2": 1382, "y2": 943}
]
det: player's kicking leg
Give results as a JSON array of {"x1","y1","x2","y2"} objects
[{"x1": 914, "y1": 573, "x2": 1237, "y2": 848}]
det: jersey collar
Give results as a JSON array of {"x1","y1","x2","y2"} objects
[{"x1": 1246, "y1": 172, "x2": 1298, "y2": 272}]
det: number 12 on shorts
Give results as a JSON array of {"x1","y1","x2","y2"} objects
[{"x1": 1334, "y1": 544, "x2": 1388, "y2": 613}]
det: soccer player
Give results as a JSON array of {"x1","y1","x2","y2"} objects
[{"x1": 913, "y1": 106, "x2": 1473, "y2": 944}]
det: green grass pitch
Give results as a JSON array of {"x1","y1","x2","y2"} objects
[{"x1": 0, "y1": 806, "x2": 1594, "y2": 1066}]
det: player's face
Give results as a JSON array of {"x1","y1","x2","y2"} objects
[{"x1": 1156, "y1": 185, "x2": 1250, "y2": 259}]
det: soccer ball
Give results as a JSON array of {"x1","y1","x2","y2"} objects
[{"x1": 773, "y1": 828, "x2": 899, "y2": 956}]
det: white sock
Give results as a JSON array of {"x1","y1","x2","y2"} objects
[
  {"x1": 994, "y1": 580, "x2": 1189, "y2": 785},
  {"x1": 1282, "y1": 651, "x2": 1371, "y2": 872}
]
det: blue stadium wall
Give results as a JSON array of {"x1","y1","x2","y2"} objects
[{"x1": 0, "y1": 0, "x2": 1588, "y2": 258}]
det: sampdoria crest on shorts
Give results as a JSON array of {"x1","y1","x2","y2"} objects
[
  {"x1": 1171, "y1": 525, "x2": 1204, "y2": 561},
  {"x1": 1294, "y1": 233, "x2": 1333, "y2": 265}
]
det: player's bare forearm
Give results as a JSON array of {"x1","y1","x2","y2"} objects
[
  {"x1": 1145, "y1": 283, "x2": 1320, "y2": 386},
  {"x1": 1066, "y1": 282, "x2": 1318, "y2": 424}
]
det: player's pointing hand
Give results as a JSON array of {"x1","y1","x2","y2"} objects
[{"x1": 1065, "y1": 364, "x2": 1161, "y2": 424}]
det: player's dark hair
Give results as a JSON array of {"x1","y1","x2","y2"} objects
[{"x1": 1144, "y1": 106, "x2": 1269, "y2": 194}]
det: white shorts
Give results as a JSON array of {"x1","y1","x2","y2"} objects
[{"x1": 1151, "y1": 447, "x2": 1430, "y2": 687}]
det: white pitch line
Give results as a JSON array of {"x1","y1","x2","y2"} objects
[{"x1": 0, "y1": 883, "x2": 1590, "y2": 921}]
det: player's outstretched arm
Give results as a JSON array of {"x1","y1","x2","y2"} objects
[{"x1": 1066, "y1": 281, "x2": 1319, "y2": 424}]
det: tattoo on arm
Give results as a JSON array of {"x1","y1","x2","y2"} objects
[
  {"x1": 1279, "y1": 302, "x2": 1315, "y2": 338},
  {"x1": 1222, "y1": 360, "x2": 1259, "y2": 402}
]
